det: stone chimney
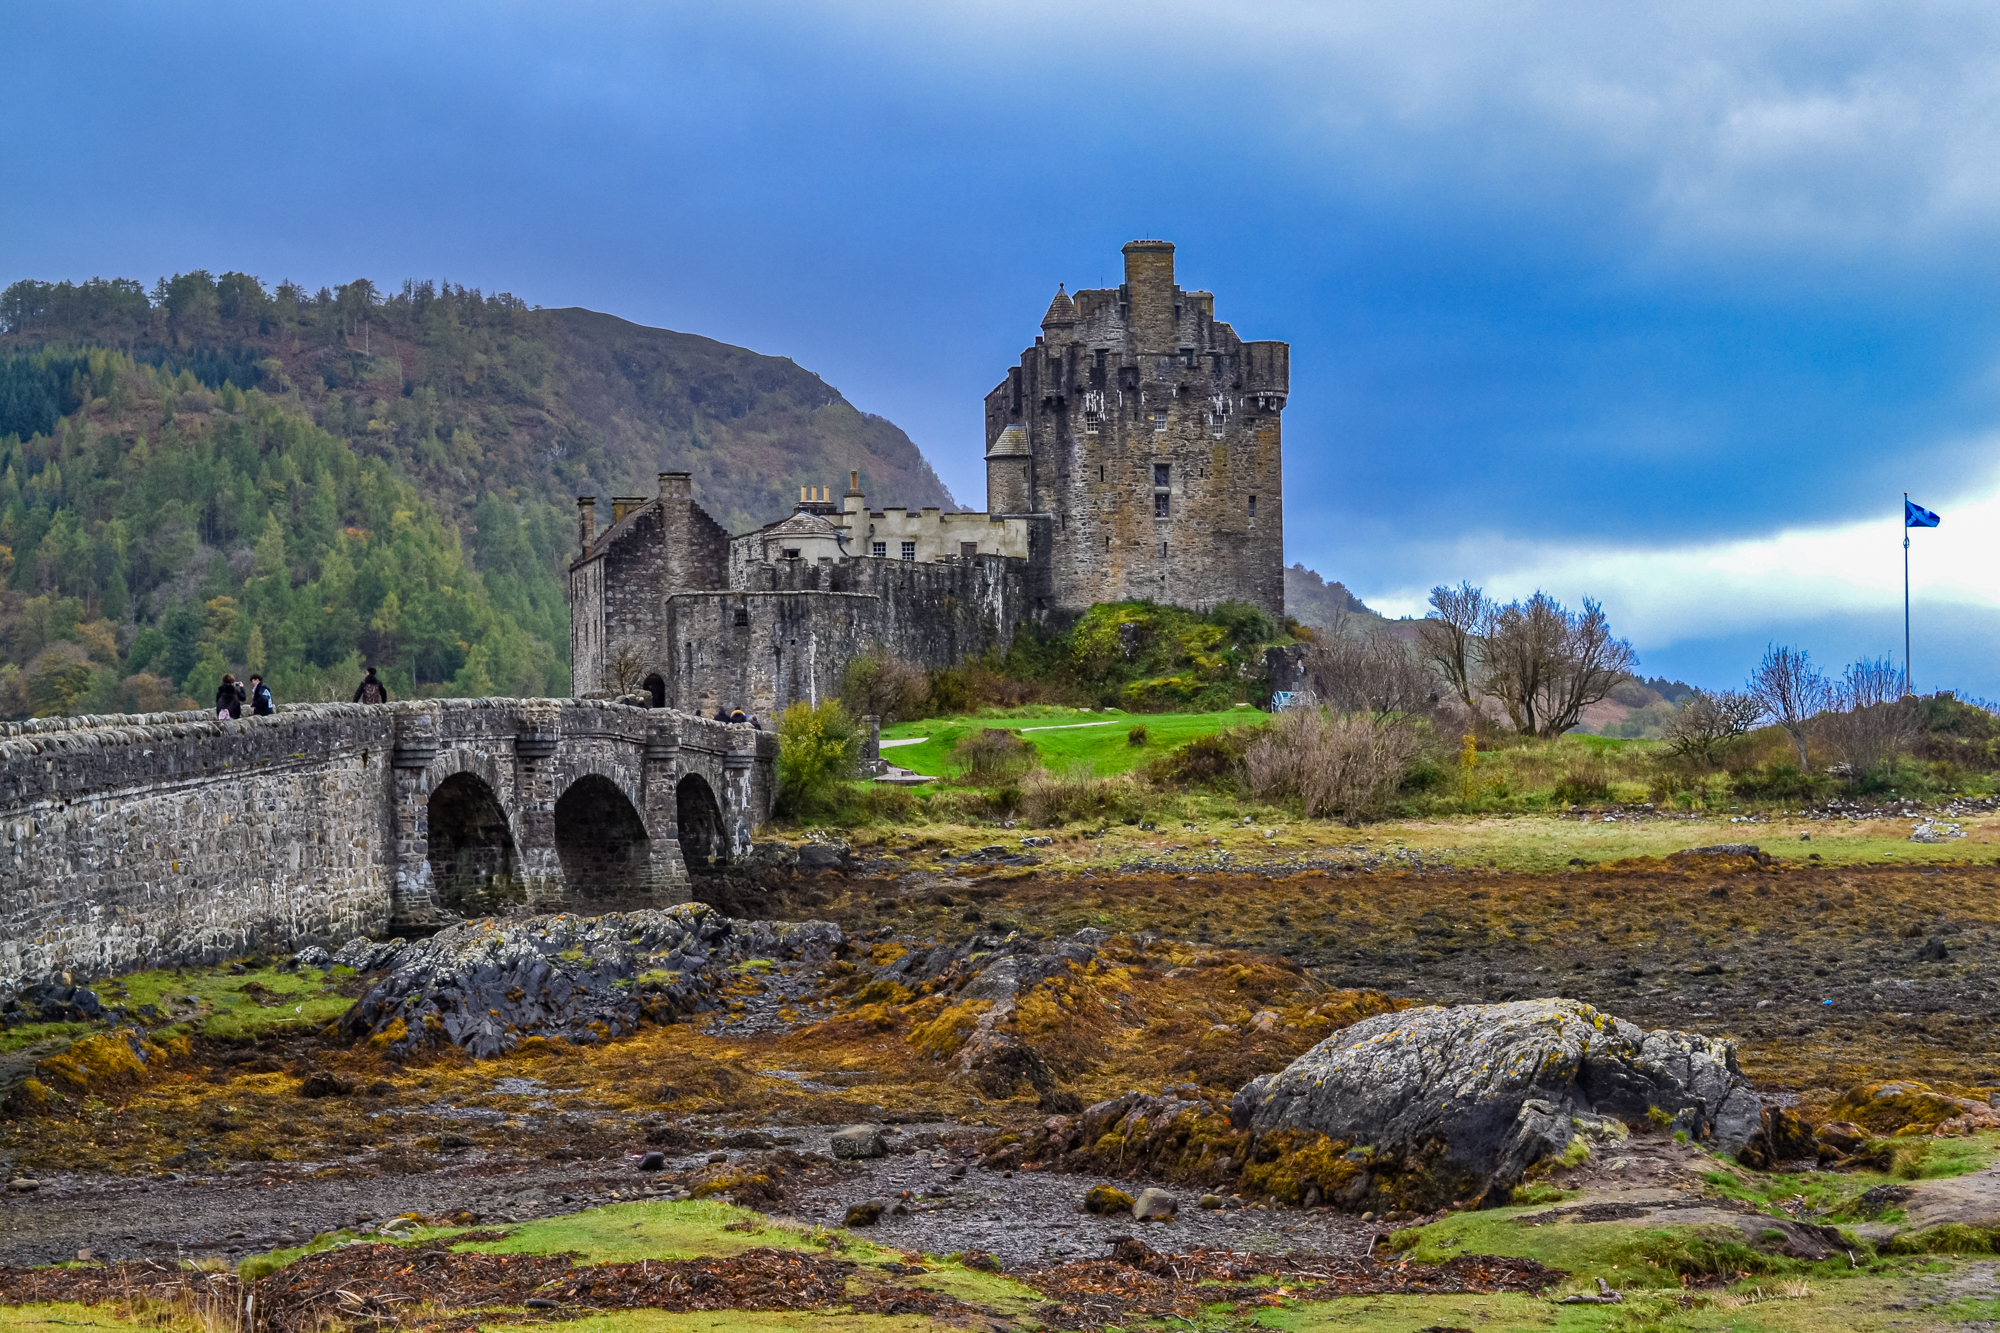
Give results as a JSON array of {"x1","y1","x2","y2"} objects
[{"x1": 576, "y1": 496, "x2": 596, "y2": 555}]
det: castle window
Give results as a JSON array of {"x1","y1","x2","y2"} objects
[
  {"x1": 1210, "y1": 414, "x2": 1224, "y2": 439},
  {"x1": 1094, "y1": 348, "x2": 1107, "y2": 370},
  {"x1": 960, "y1": 541, "x2": 977, "y2": 557},
  {"x1": 871, "y1": 541, "x2": 886, "y2": 557},
  {"x1": 1153, "y1": 463, "x2": 1170, "y2": 488},
  {"x1": 1155, "y1": 491, "x2": 1170, "y2": 518},
  {"x1": 1249, "y1": 495, "x2": 1257, "y2": 518},
  {"x1": 1152, "y1": 409, "x2": 1166, "y2": 432},
  {"x1": 901, "y1": 541, "x2": 916, "y2": 561},
  {"x1": 1084, "y1": 412, "x2": 1100, "y2": 434},
  {"x1": 782, "y1": 548, "x2": 801, "y2": 560}
]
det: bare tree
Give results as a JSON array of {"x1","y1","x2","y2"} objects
[
  {"x1": 1661, "y1": 689, "x2": 1765, "y2": 763},
  {"x1": 1748, "y1": 644, "x2": 1830, "y2": 768},
  {"x1": 1822, "y1": 655, "x2": 1918, "y2": 776},
  {"x1": 605, "y1": 641, "x2": 650, "y2": 697},
  {"x1": 1418, "y1": 581, "x2": 1490, "y2": 710},
  {"x1": 1303, "y1": 627, "x2": 1439, "y2": 721},
  {"x1": 1481, "y1": 592, "x2": 1636, "y2": 738}
]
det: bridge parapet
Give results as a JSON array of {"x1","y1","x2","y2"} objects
[{"x1": 0, "y1": 699, "x2": 777, "y2": 993}]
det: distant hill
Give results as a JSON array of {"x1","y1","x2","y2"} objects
[
  {"x1": 0, "y1": 271, "x2": 958, "y2": 717},
  {"x1": 1285, "y1": 563, "x2": 1405, "y2": 635}
]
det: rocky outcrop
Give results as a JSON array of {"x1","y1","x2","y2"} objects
[
  {"x1": 1232, "y1": 999, "x2": 1760, "y2": 1211},
  {"x1": 337, "y1": 905, "x2": 841, "y2": 1058}
]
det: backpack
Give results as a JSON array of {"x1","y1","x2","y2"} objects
[{"x1": 360, "y1": 679, "x2": 385, "y2": 704}]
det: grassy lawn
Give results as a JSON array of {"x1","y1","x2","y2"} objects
[{"x1": 880, "y1": 704, "x2": 1268, "y2": 780}]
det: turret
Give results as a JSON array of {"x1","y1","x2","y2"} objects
[{"x1": 1040, "y1": 284, "x2": 1077, "y2": 342}]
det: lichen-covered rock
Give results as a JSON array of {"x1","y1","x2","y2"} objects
[
  {"x1": 1828, "y1": 1081, "x2": 2000, "y2": 1137},
  {"x1": 336, "y1": 905, "x2": 842, "y2": 1058},
  {"x1": 830, "y1": 1124, "x2": 887, "y2": 1159},
  {"x1": 1132, "y1": 1187, "x2": 1177, "y2": 1221},
  {"x1": 1084, "y1": 1185, "x2": 1134, "y2": 1215},
  {"x1": 1233, "y1": 998, "x2": 1760, "y2": 1210}
]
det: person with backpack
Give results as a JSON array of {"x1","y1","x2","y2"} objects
[
  {"x1": 248, "y1": 674, "x2": 274, "y2": 716},
  {"x1": 215, "y1": 674, "x2": 246, "y2": 719},
  {"x1": 353, "y1": 667, "x2": 390, "y2": 705}
]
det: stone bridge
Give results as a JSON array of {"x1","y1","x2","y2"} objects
[{"x1": 0, "y1": 699, "x2": 778, "y2": 992}]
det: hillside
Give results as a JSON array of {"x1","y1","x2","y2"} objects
[{"x1": 0, "y1": 272, "x2": 958, "y2": 717}]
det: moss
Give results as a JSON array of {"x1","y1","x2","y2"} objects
[
  {"x1": 1239, "y1": 1129, "x2": 1365, "y2": 1206},
  {"x1": 1558, "y1": 1135, "x2": 1591, "y2": 1168},
  {"x1": 1084, "y1": 1185, "x2": 1134, "y2": 1215},
  {"x1": 906, "y1": 999, "x2": 992, "y2": 1061},
  {"x1": 1884, "y1": 1223, "x2": 2000, "y2": 1255},
  {"x1": 846, "y1": 979, "x2": 913, "y2": 1007},
  {"x1": 367, "y1": 1016, "x2": 409, "y2": 1049}
]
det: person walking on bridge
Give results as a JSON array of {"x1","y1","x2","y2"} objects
[
  {"x1": 215, "y1": 673, "x2": 245, "y2": 719},
  {"x1": 353, "y1": 666, "x2": 390, "y2": 705},
  {"x1": 249, "y1": 673, "x2": 274, "y2": 716}
]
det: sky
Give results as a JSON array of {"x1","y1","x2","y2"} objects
[{"x1": 5, "y1": 1, "x2": 2000, "y2": 695}]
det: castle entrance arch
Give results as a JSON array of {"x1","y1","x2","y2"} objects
[
  {"x1": 676, "y1": 773, "x2": 729, "y2": 871},
  {"x1": 553, "y1": 774, "x2": 652, "y2": 900},
  {"x1": 643, "y1": 674, "x2": 666, "y2": 709},
  {"x1": 427, "y1": 772, "x2": 519, "y2": 915}
]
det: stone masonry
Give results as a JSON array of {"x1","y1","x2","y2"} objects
[
  {"x1": 0, "y1": 700, "x2": 776, "y2": 992},
  {"x1": 568, "y1": 239, "x2": 1286, "y2": 706}
]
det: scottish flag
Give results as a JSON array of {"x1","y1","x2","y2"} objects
[{"x1": 1906, "y1": 498, "x2": 1941, "y2": 528}]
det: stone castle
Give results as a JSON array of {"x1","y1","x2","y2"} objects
[{"x1": 568, "y1": 239, "x2": 1288, "y2": 717}]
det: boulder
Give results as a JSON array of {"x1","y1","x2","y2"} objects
[
  {"x1": 843, "y1": 1199, "x2": 887, "y2": 1227},
  {"x1": 831, "y1": 1124, "x2": 888, "y2": 1160},
  {"x1": 1084, "y1": 1185, "x2": 1134, "y2": 1215},
  {"x1": 333, "y1": 937, "x2": 409, "y2": 973},
  {"x1": 1829, "y1": 1081, "x2": 2000, "y2": 1136},
  {"x1": 1132, "y1": 1188, "x2": 1177, "y2": 1221},
  {"x1": 1234, "y1": 998, "x2": 1761, "y2": 1210},
  {"x1": 336, "y1": 906, "x2": 842, "y2": 1058}
]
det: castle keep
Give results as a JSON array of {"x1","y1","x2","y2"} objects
[{"x1": 569, "y1": 240, "x2": 1288, "y2": 716}]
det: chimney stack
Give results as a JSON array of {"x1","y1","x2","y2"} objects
[{"x1": 576, "y1": 497, "x2": 596, "y2": 555}]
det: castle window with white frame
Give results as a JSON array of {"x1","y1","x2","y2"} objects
[
  {"x1": 901, "y1": 541, "x2": 916, "y2": 561},
  {"x1": 1084, "y1": 411, "x2": 1100, "y2": 434},
  {"x1": 1152, "y1": 409, "x2": 1167, "y2": 432},
  {"x1": 871, "y1": 541, "x2": 886, "y2": 558}
]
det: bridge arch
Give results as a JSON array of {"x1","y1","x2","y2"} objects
[
  {"x1": 428, "y1": 771, "x2": 520, "y2": 914},
  {"x1": 675, "y1": 771, "x2": 730, "y2": 870},
  {"x1": 553, "y1": 772, "x2": 653, "y2": 900}
]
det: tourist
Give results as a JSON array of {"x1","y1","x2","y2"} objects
[
  {"x1": 249, "y1": 673, "x2": 274, "y2": 716},
  {"x1": 729, "y1": 707, "x2": 748, "y2": 724},
  {"x1": 215, "y1": 673, "x2": 245, "y2": 719},
  {"x1": 353, "y1": 666, "x2": 390, "y2": 704}
]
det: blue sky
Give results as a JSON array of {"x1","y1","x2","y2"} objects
[{"x1": 7, "y1": 1, "x2": 2000, "y2": 695}]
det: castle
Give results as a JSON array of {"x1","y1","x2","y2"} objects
[{"x1": 568, "y1": 240, "x2": 1288, "y2": 717}]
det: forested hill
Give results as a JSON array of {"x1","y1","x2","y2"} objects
[{"x1": 0, "y1": 272, "x2": 956, "y2": 717}]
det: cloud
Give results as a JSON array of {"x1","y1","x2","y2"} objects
[{"x1": 1369, "y1": 466, "x2": 1998, "y2": 661}]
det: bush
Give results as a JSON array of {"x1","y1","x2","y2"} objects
[
  {"x1": 927, "y1": 665, "x2": 979, "y2": 714},
  {"x1": 1147, "y1": 728, "x2": 1258, "y2": 788},
  {"x1": 1551, "y1": 758, "x2": 1613, "y2": 805},
  {"x1": 1020, "y1": 763, "x2": 1112, "y2": 827},
  {"x1": 1127, "y1": 725, "x2": 1148, "y2": 747},
  {"x1": 952, "y1": 728, "x2": 1037, "y2": 784},
  {"x1": 1243, "y1": 709, "x2": 1422, "y2": 821},
  {"x1": 839, "y1": 648, "x2": 931, "y2": 724},
  {"x1": 775, "y1": 700, "x2": 860, "y2": 817},
  {"x1": 1731, "y1": 761, "x2": 1823, "y2": 802}
]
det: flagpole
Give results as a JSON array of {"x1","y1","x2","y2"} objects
[{"x1": 1903, "y1": 490, "x2": 1912, "y2": 697}]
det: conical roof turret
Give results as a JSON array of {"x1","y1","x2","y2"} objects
[{"x1": 1041, "y1": 283, "x2": 1076, "y2": 330}]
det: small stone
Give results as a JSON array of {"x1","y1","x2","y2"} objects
[
  {"x1": 636, "y1": 1151, "x2": 666, "y2": 1172},
  {"x1": 958, "y1": 1249, "x2": 1001, "y2": 1272},
  {"x1": 75, "y1": 1249, "x2": 91, "y2": 1262},
  {"x1": 831, "y1": 1124, "x2": 888, "y2": 1160},
  {"x1": 1198, "y1": 1194, "x2": 1225, "y2": 1210},
  {"x1": 707, "y1": 1151, "x2": 728, "y2": 1165},
  {"x1": 1084, "y1": 1185, "x2": 1134, "y2": 1216},
  {"x1": 7, "y1": 1179, "x2": 39, "y2": 1193},
  {"x1": 1132, "y1": 1188, "x2": 1177, "y2": 1221},
  {"x1": 843, "y1": 1199, "x2": 887, "y2": 1227}
]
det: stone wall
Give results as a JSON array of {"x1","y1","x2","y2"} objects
[
  {"x1": 0, "y1": 699, "x2": 777, "y2": 993},
  {"x1": 664, "y1": 553, "x2": 1042, "y2": 718}
]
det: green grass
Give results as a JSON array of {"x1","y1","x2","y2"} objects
[
  {"x1": 13, "y1": 962, "x2": 361, "y2": 1057},
  {"x1": 880, "y1": 704, "x2": 1267, "y2": 780},
  {"x1": 1701, "y1": 1131, "x2": 2000, "y2": 1221}
]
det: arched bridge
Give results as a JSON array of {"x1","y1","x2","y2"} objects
[{"x1": 0, "y1": 699, "x2": 777, "y2": 992}]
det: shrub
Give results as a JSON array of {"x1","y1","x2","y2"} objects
[
  {"x1": 775, "y1": 700, "x2": 860, "y2": 816},
  {"x1": 1127, "y1": 725, "x2": 1148, "y2": 747},
  {"x1": 952, "y1": 728, "x2": 1037, "y2": 784},
  {"x1": 1243, "y1": 709, "x2": 1422, "y2": 821},
  {"x1": 839, "y1": 648, "x2": 931, "y2": 724},
  {"x1": 1020, "y1": 763, "x2": 1111, "y2": 827},
  {"x1": 1147, "y1": 728, "x2": 1259, "y2": 788},
  {"x1": 927, "y1": 665, "x2": 979, "y2": 714},
  {"x1": 1551, "y1": 759, "x2": 1613, "y2": 806}
]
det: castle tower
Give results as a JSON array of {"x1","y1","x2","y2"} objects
[{"x1": 982, "y1": 240, "x2": 1286, "y2": 619}]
